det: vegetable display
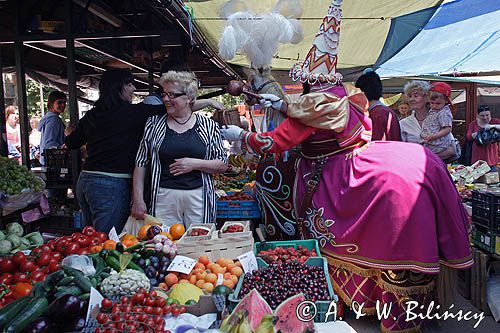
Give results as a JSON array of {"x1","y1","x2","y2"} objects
[
  {"x1": 0, "y1": 223, "x2": 43, "y2": 255},
  {"x1": 0, "y1": 157, "x2": 44, "y2": 195}
]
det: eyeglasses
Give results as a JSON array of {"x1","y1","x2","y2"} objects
[{"x1": 161, "y1": 91, "x2": 186, "y2": 99}]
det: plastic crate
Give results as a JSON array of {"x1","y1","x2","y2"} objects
[
  {"x1": 228, "y1": 257, "x2": 337, "y2": 323},
  {"x1": 472, "y1": 190, "x2": 493, "y2": 228},
  {"x1": 44, "y1": 148, "x2": 72, "y2": 185},
  {"x1": 254, "y1": 239, "x2": 322, "y2": 258},
  {"x1": 216, "y1": 200, "x2": 260, "y2": 219},
  {"x1": 472, "y1": 224, "x2": 496, "y2": 253}
]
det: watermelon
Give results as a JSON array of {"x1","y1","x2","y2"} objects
[
  {"x1": 232, "y1": 289, "x2": 273, "y2": 331},
  {"x1": 274, "y1": 294, "x2": 315, "y2": 333}
]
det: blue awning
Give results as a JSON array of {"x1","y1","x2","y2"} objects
[{"x1": 376, "y1": 0, "x2": 500, "y2": 77}]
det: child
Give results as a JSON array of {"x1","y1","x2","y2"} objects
[{"x1": 421, "y1": 82, "x2": 457, "y2": 160}]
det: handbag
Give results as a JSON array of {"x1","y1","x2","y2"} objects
[{"x1": 476, "y1": 127, "x2": 500, "y2": 145}]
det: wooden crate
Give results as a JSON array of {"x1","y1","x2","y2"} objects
[
  {"x1": 470, "y1": 247, "x2": 491, "y2": 315},
  {"x1": 176, "y1": 231, "x2": 254, "y2": 261}
]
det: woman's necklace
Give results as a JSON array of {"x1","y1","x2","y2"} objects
[
  {"x1": 170, "y1": 112, "x2": 192, "y2": 125},
  {"x1": 414, "y1": 112, "x2": 427, "y2": 122}
]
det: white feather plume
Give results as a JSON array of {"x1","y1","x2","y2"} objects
[
  {"x1": 219, "y1": 0, "x2": 248, "y2": 19},
  {"x1": 273, "y1": 0, "x2": 303, "y2": 18},
  {"x1": 218, "y1": 0, "x2": 304, "y2": 68}
]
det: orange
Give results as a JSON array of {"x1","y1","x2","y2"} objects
[
  {"x1": 198, "y1": 255, "x2": 210, "y2": 266},
  {"x1": 206, "y1": 263, "x2": 215, "y2": 272},
  {"x1": 202, "y1": 282, "x2": 214, "y2": 292},
  {"x1": 195, "y1": 279, "x2": 206, "y2": 288},
  {"x1": 222, "y1": 279, "x2": 235, "y2": 289},
  {"x1": 102, "y1": 240, "x2": 117, "y2": 250},
  {"x1": 121, "y1": 234, "x2": 137, "y2": 242},
  {"x1": 194, "y1": 263, "x2": 205, "y2": 270},
  {"x1": 235, "y1": 261, "x2": 242, "y2": 268},
  {"x1": 89, "y1": 245, "x2": 103, "y2": 253},
  {"x1": 224, "y1": 272, "x2": 232, "y2": 279},
  {"x1": 158, "y1": 232, "x2": 173, "y2": 240},
  {"x1": 189, "y1": 275, "x2": 197, "y2": 284},
  {"x1": 138, "y1": 225, "x2": 152, "y2": 240},
  {"x1": 169, "y1": 224, "x2": 185, "y2": 240},
  {"x1": 216, "y1": 258, "x2": 227, "y2": 267},
  {"x1": 205, "y1": 273, "x2": 217, "y2": 284},
  {"x1": 212, "y1": 265, "x2": 225, "y2": 275},
  {"x1": 229, "y1": 274, "x2": 238, "y2": 285},
  {"x1": 165, "y1": 273, "x2": 179, "y2": 287},
  {"x1": 230, "y1": 266, "x2": 243, "y2": 277},
  {"x1": 195, "y1": 271, "x2": 207, "y2": 281},
  {"x1": 226, "y1": 263, "x2": 236, "y2": 271},
  {"x1": 122, "y1": 238, "x2": 139, "y2": 248}
]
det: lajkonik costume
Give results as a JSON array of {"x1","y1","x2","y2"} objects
[{"x1": 226, "y1": 1, "x2": 473, "y2": 331}]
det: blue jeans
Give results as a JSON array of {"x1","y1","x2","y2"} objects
[{"x1": 76, "y1": 172, "x2": 131, "y2": 233}]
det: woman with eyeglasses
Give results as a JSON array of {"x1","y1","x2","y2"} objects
[
  {"x1": 66, "y1": 69, "x2": 225, "y2": 232},
  {"x1": 131, "y1": 71, "x2": 228, "y2": 229}
]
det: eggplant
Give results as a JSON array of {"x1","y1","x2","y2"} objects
[
  {"x1": 22, "y1": 317, "x2": 55, "y2": 333},
  {"x1": 77, "y1": 299, "x2": 88, "y2": 317},
  {"x1": 62, "y1": 316, "x2": 86, "y2": 332},
  {"x1": 47, "y1": 295, "x2": 81, "y2": 320}
]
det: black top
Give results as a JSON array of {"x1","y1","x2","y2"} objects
[
  {"x1": 159, "y1": 121, "x2": 206, "y2": 189},
  {"x1": 65, "y1": 102, "x2": 166, "y2": 174}
]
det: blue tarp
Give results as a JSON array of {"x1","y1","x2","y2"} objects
[{"x1": 376, "y1": 0, "x2": 500, "y2": 77}]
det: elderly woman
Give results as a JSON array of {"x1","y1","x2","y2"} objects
[
  {"x1": 132, "y1": 71, "x2": 228, "y2": 228},
  {"x1": 399, "y1": 80, "x2": 431, "y2": 143},
  {"x1": 467, "y1": 105, "x2": 500, "y2": 171}
]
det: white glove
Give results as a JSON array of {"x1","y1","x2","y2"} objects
[
  {"x1": 259, "y1": 93, "x2": 283, "y2": 110},
  {"x1": 221, "y1": 125, "x2": 244, "y2": 142}
]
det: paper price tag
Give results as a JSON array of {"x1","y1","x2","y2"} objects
[
  {"x1": 216, "y1": 273, "x2": 224, "y2": 286},
  {"x1": 237, "y1": 251, "x2": 258, "y2": 274},
  {"x1": 86, "y1": 287, "x2": 104, "y2": 324},
  {"x1": 167, "y1": 255, "x2": 197, "y2": 274},
  {"x1": 108, "y1": 227, "x2": 120, "y2": 243}
]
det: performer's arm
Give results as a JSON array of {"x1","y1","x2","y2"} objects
[{"x1": 242, "y1": 117, "x2": 316, "y2": 154}]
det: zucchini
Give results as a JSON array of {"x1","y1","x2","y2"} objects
[
  {"x1": 92, "y1": 256, "x2": 105, "y2": 273},
  {"x1": 109, "y1": 250, "x2": 122, "y2": 260},
  {"x1": 99, "y1": 250, "x2": 109, "y2": 259},
  {"x1": 79, "y1": 293, "x2": 90, "y2": 300},
  {"x1": 30, "y1": 283, "x2": 47, "y2": 298},
  {"x1": 104, "y1": 256, "x2": 121, "y2": 272},
  {"x1": 0, "y1": 296, "x2": 32, "y2": 328},
  {"x1": 90, "y1": 277, "x2": 98, "y2": 288},
  {"x1": 4, "y1": 297, "x2": 48, "y2": 333},
  {"x1": 62, "y1": 266, "x2": 83, "y2": 277},
  {"x1": 73, "y1": 274, "x2": 92, "y2": 293}
]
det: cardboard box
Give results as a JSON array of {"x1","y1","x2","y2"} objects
[{"x1": 476, "y1": 172, "x2": 500, "y2": 184}]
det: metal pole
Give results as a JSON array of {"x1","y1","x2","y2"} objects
[
  {"x1": 14, "y1": 41, "x2": 30, "y2": 167},
  {"x1": 39, "y1": 82, "x2": 44, "y2": 116},
  {"x1": 65, "y1": 0, "x2": 80, "y2": 196},
  {"x1": 0, "y1": 45, "x2": 7, "y2": 157}
]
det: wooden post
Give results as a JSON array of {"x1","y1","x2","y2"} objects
[{"x1": 479, "y1": 252, "x2": 491, "y2": 315}]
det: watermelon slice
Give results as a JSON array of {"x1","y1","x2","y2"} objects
[
  {"x1": 232, "y1": 289, "x2": 273, "y2": 331},
  {"x1": 274, "y1": 294, "x2": 315, "y2": 333}
]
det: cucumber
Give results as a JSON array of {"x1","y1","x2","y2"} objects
[
  {"x1": 57, "y1": 276, "x2": 75, "y2": 286},
  {"x1": 79, "y1": 293, "x2": 90, "y2": 300},
  {"x1": 30, "y1": 283, "x2": 47, "y2": 298},
  {"x1": 0, "y1": 296, "x2": 32, "y2": 328},
  {"x1": 104, "y1": 256, "x2": 121, "y2": 272},
  {"x1": 62, "y1": 265, "x2": 83, "y2": 277},
  {"x1": 126, "y1": 260, "x2": 144, "y2": 273},
  {"x1": 90, "y1": 277, "x2": 98, "y2": 288},
  {"x1": 4, "y1": 297, "x2": 48, "y2": 333},
  {"x1": 54, "y1": 286, "x2": 82, "y2": 298},
  {"x1": 73, "y1": 274, "x2": 92, "y2": 293},
  {"x1": 109, "y1": 250, "x2": 122, "y2": 260},
  {"x1": 43, "y1": 270, "x2": 65, "y2": 289},
  {"x1": 92, "y1": 256, "x2": 105, "y2": 273}
]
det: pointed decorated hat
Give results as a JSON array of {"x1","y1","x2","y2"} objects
[{"x1": 289, "y1": 0, "x2": 343, "y2": 85}]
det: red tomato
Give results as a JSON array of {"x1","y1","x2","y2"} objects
[
  {"x1": 155, "y1": 297, "x2": 166, "y2": 307},
  {"x1": 64, "y1": 242, "x2": 80, "y2": 256},
  {"x1": 52, "y1": 252, "x2": 62, "y2": 262},
  {"x1": 11, "y1": 252, "x2": 27, "y2": 267},
  {"x1": 143, "y1": 306, "x2": 154, "y2": 314},
  {"x1": 89, "y1": 237, "x2": 101, "y2": 246},
  {"x1": 148, "y1": 290, "x2": 157, "y2": 298},
  {"x1": 0, "y1": 258, "x2": 16, "y2": 273},
  {"x1": 179, "y1": 305, "x2": 187, "y2": 314},
  {"x1": 101, "y1": 298, "x2": 113, "y2": 309},
  {"x1": 54, "y1": 239, "x2": 69, "y2": 253},
  {"x1": 71, "y1": 232, "x2": 83, "y2": 241},
  {"x1": 162, "y1": 305, "x2": 172, "y2": 315},
  {"x1": 77, "y1": 248, "x2": 90, "y2": 255},
  {"x1": 41, "y1": 267, "x2": 50, "y2": 274},
  {"x1": 35, "y1": 253, "x2": 51, "y2": 267},
  {"x1": 132, "y1": 293, "x2": 145, "y2": 305},
  {"x1": 83, "y1": 226, "x2": 96, "y2": 236},
  {"x1": 145, "y1": 297, "x2": 156, "y2": 307},
  {"x1": 38, "y1": 245, "x2": 52, "y2": 253},
  {"x1": 48, "y1": 261, "x2": 61, "y2": 273},
  {"x1": 19, "y1": 261, "x2": 37, "y2": 272},
  {"x1": 0, "y1": 273, "x2": 13, "y2": 285},
  {"x1": 46, "y1": 239, "x2": 56, "y2": 250},
  {"x1": 96, "y1": 313, "x2": 108, "y2": 324},
  {"x1": 30, "y1": 270, "x2": 46, "y2": 282},
  {"x1": 76, "y1": 235, "x2": 90, "y2": 248},
  {"x1": 153, "y1": 307, "x2": 163, "y2": 316},
  {"x1": 171, "y1": 306, "x2": 181, "y2": 316},
  {"x1": 95, "y1": 232, "x2": 108, "y2": 243},
  {"x1": 137, "y1": 313, "x2": 148, "y2": 322},
  {"x1": 13, "y1": 272, "x2": 28, "y2": 283}
]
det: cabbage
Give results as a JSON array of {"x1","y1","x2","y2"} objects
[
  {"x1": 6, "y1": 222, "x2": 24, "y2": 237},
  {"x1": 25, "y1": 232, "x2": 44, "y2": 246},
  {"x1": 0, "y1": 230, "x2": 5, "y2": 241},
  {"x1": 6, "y1": 234, "x2": 21, "y2": 248},
  {"x1": 0, "y1": 240, "x2": 12, "y2": 254},
  {"x1": 20, "y1": 237, "x2": 31, "y2": 247}
]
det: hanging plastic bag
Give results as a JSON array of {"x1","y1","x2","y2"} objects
[{"x1": 121, "y1": 214, "x2": 162, "y2": 236}]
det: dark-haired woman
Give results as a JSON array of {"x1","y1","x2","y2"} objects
[{"x1": 65, "y1": 69, "x2": 223, "y2": 232}]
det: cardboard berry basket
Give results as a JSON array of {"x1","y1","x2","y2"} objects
[
  {"x1": 219, "y1": 220, "x2": 252, "y2": 239},
  {"x1": 178, "y1": 223, "x2": 215, "y2": 242}
]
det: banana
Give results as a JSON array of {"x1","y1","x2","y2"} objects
[
  {"x1": 255, "y1": 315, "x2": 276, "y2": 333},
  {"x1": 221, "y1": 311, "x2": 245, "y2": 333}
]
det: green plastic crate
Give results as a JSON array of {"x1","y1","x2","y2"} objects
[
  {"x1": 228, "y1": 257, "x2": 337, "y2": 322},
  {"x1": 253, "y1": 239, "x2": 322, "y2": 258}
]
